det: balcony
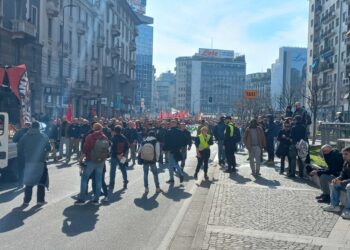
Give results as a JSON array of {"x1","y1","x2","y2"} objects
[
  {"x1": 111, "y1": 46, "x2": 121, "y2": 58},
  {"x1": 320, "y1": 81, "x2": 332, "y2": 89},
  {"x1": 129, "y1": 41, "x2": 136, "y2": 52},
  {"x1": 314, "y1": 22, "x2": 321, "y2": 31},
  {"x1": 319, "y1": 62, "x2": 334, "y2": 72},
  {"x1": 103, "y1": 66, "x2": 115, "y2": 78},
  {"x1": 11, "y1": 20, "x2": 37, "y2": 40},
  {"x1": 96, "y1": 36, "x2": 105, "y2": 48},
  {"x1": 129, "y1": 60, "x2": 136, "y2": 70},
  {"x1": 106, "y1": 0, "x2": 115, "y2": 7},
  {"x1": 315, "y1": 4, "x2": 322, "y2": 13},
  {"x1": 90, "y1": 58, "x2": 98, "y2": 71},
  {"x1": 346, "y1": 16, "x2": 350, "y2": 25},
  {"x1": 321, "y1": 11, "x2": 336, "y2": 24},
  {"x1": 57, "y1": 42, "x2": 70, "y2": 58},
  {"x1": 346, "y1": 36, "x2": 350, "y2": 45},
  {"x1": 76, "y1": 21, "x2": 87, "y2": 35},
  {"x1": 118, "y1": 74, "x2": 130, "y2": 84},
  {"x1": 344, "y1": 56, "x2": 350, "y2": 65},
  {"x1": 46, "y1": 0, "x2": 59, "y2": 17},
  {"x1": 111, "y1": 24, "x2": 121, "y2": 37},
  {"x1": 320, "y1": 28, "x2": 336, "y2": 39},
  {"x1": 73, "y1": 81, "x2": 89, "y2": 93},
  {"x1": 320, "y1": 47, "x2": 334, "y2": 59}
]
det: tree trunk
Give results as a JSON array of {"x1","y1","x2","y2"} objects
[{"x1": 312, "y1": 109, "x2": 317, "y2": 145}]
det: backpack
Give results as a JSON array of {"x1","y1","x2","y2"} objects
[
  {"x1": 296, "y1": 139, "x2": 309, "y2": 161},
  {"x1": 91, "y1": 138, "x2": 110, "y2": 163},
  {"x1": 140, "y1": 140, "x2": 156, "y2": 162}
]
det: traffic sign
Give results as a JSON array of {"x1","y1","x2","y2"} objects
[{"x1": 244, "y1": 90, "x2": 258, "y2": 100}]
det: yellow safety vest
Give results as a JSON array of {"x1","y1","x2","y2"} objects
[
  {"x1": 198, "y1": 134, "x2": 211, "y2": 151},
  {"x1": 224, "y1": 123, "x2": 234, "y2": 137}
]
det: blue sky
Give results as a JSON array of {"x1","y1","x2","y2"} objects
[{"x1": 147, "y1": 0, "x2": 309, "y2": 75}]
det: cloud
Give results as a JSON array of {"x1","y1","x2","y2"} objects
[{"x1": 148, "y1": 0, "x2": 308, "y2": 75}]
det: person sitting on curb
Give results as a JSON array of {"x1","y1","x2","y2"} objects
[
  {"x1": 323, "y1": 146, "x2": 350, "y2": 220},
  {"x1": 307, "y1": 145, "x2": 343, "y2": 203}
]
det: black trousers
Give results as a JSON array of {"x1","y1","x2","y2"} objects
[
  {"x1": 24, "y1": 165, "x2": 48, "y2": 203},
  {"x1": 225, "y1": 144, "x2": 236, "y2": 170},
  {"x1": 195, "y1": 149, "x2": 210, "y2": 175},
  {"x1": 280, "y1": 154, "x2": 291, "y2": 173}
]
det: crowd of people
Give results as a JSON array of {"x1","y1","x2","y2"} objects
[{"x1": 12, "y1": 101, "x2": 350, "y2": 220}]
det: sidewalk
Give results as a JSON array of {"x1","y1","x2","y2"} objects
[{"x1": 170, "y1": 151, "x2": 350, "y2": 250}]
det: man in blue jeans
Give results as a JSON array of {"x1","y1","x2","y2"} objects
[
  {"x1": 213, "y1": 116, "x2": 226, "y2": 166},
  {"x1": 110, "y1": 125, "x2": 129, "y2": 191},
  {"x1": 323, "y1": 146, "x2": 350, "y2": 219},
  {"x1": 164, "y1": 120, "x2": 186, "y2": 184},
  {"x1": 75, "y1": 123, "x2": 108, "y2": 205}
]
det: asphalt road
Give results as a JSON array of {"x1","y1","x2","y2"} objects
[{"x1": 0, "y1": 147, "x2": 217, "y2": 250}]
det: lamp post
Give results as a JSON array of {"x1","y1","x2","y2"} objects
[{"x1": 60, "y1": 3, "x2": 76, "y2": 113}]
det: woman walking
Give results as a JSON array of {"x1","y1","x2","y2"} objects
[{"x1": 194, "y1": 127, "x2": 213, "y2": 180}]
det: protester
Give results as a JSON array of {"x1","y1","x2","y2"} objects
[
  {"x1": 59, "y1": 119, "x2": 70, "y2": 161},
  {"x1": 323, "y1": 146, "x2": 350, "y2": 220},
  {"x1": 18, "y1": 121, "x2": 51, "y2": 206},
  {"x1": 124, "y1": 121, "x2": 138, "y2": 166},
  {"x1": 243, "y1": 119, "x2": 266, "y2": 176},
  {"x1": 276, "y1": 120, "x2": 292, "y2": 174},
  {"x1": 223, "y1": 116, "x2": 241, "y2": 173},
  {"x1": 307, "y1": 145, "x2": 344, "y2": 203},
  {"x1": 194, "y1": 126, "x2": 213, "y2": 180},
  {"x1": 45, "y1": 119, "x2": 59, "y2": 161},
  {"x1": 139, "y1": 130, "x2": 162, "y2": 193},
  {"x1": 75, "y1": 123, "x2": 109, "y2": 205},
  {"x1": 180, "y1": 122, "x2": 192, "y2": 169},
  {"x1": 213, "y1": 116, "x2": 226, "y2": 166}
]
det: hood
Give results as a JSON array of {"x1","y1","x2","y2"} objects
[{"x1": 27, "y1": 128, "x2": 40, "y2": 135}]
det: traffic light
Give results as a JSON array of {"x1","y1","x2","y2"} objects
[{"x1": 209, "y1": 97, "x2": 213, "y2": 103}]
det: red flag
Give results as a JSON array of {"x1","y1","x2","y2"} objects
[{"x1": 66, "y1": 102, "x2": 72, "y2": 122}]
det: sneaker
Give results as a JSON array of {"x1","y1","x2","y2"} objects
[
  {"x1": 37, "y1": 201, "x2": 48, "y2": 206},
  {"x1": 102, "y1": 197, "x2": 109, "y2": 203},
  {"x1": 156, "y1": 188, "x2": 162, "y2": 193},
  {"x1": 317, "y1": 195, "x2": 330, "y2": 204},
  {"x1": 256, "y1": 172, "x2": 261, "y2": 176},
  {"x1": 91, "y1": 200, "x2": 99, "y2": 206},
  {"x1": 315, "y1": 194, "x2": 325, "y2": 200},
  {"x1": 204, "y1": 174, "x2": 209, "y2": 180},
  {"x1": 323, "y1": 205, "x2": 341, "y2": 212},
  {"x1": 123, "y1": 181, "x2": 129, "y2": 189},
  {"x1": 22, "y1": 202, "x2": 29, "y2": 207},
  {"x1": 74, "y1": 200, "x2": 85, "y2": 206},
  {"x1": 166, "y1": 179, "x2": 175, "y2": 184},
  {"x1": 145, "y1": 187, "x2": 149, "y2": 193},
  {"x1": 194, "y1": 173, "x2": 198, "y2": 180},
  {"x1": 341, "y1": 210, "x2": 350, "y2": 219},
  {"x1": 179, "y1": 175, "x2": 184, "y2": 183}
]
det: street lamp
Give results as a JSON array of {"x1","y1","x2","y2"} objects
[{"x1": 60, "y1": 3, "x2": 77, "y2": 112}]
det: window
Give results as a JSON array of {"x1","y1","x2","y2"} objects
[
  {"x1": 47, "y1": 55, "x2": 52, "y2": 76},
  {"x1": 31, "y1": 6, "x2": 37, "y2": 27},
  {"x1": 69, "y1": 31, "x2": 72, "y2": 50},
  {"x1": 59, "y1": 25, "x2": 63, "y2": 43},
  {"x1": 48, "y1": 18, "x2": 53, "y2": 38},
  {"x1": 77, "y1": 35, "x2": 81, "y2": 56}
]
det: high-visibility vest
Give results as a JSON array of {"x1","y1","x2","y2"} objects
[
  {"x1": 224, "y1": 123, "x2": 234, "y2": 137},
  {"x1": 198, "y1": 134, "x2": 211, "y2": 151}
]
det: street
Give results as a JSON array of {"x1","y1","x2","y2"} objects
[{"x1": 0, "y1": 148, "x2": 216, "y2": 250}]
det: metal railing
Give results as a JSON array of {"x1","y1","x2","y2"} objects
[{"x1": 319, "y1": 122, "x2": 350, "y2": 145}]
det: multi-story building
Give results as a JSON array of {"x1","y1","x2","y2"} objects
[
  {"x1": 246, "y1": 69, "x2": 271, "y2": 104},
  {"x1": 39, "y1": 0, "x2": 142, "y2": 118},
  {"x1": 271, "y1": 47, "x2": 307, "y2": 110},
  {"x1": 307, "y1": 0, "x2": 350, "y2": 121},
  {"x1": 156, "y1": 71, "x2": 176, "y2": 112},
  {"x1": 0, "y1": 0, "x2": 42, "y2": 114},
  {"x1": 127, "y1": 0, "x2": 154, "y2": 114},
  {"x1": 175, "y1": 48, "x2": 246, "y2": 114}
]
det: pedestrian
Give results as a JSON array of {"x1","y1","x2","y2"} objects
[
  {"x1": 109, "y1": 125, "x2": 129, "y2": 191},
  {"x1": 180, "y1": 122, "x2": 192, "y2": 169},
  {"x1": 213, "y1": 116, "x2": 226, "y2": 166},
  {"x1": 155, "y1": 121, "x2": 167, "y2": 168},
  {"x1": 276, "y1": 120, "x2": 292, "y2": 174},
  {"x1": 194, "y1": 126, "x2": 213, "y2": 180},
  {"x1": 139, "y1": 130, "x2": 162, "y2": 193},
  {"x1": 223, "y1": 116, "x2": 241, "y2": 173},
  {"x1": 285, "y1": 105, "x2": 293, "y2": 118},
  {"x1": 124, "y1": 121, "x2": 138, "y2": 166},
  {"x1": 45, "y1": 119, "x2": 59, "y2": 161},
  {"x1": 75, "y1": 123, "x2": 109, "y2": 205},
  {"x1": 59, "y1": 119, "x2": 70, "y2": 160},
  {"x1": 13, "y1": 121, "x2": 31, "y2": 188},
  {"x1": 264, "y1": 114, "x2": 279, "y2": 164},
  {"x1": 67, "y1": 118, "x2": 81, "y2": 160},
  {"x1": 18, "y1": 121, "x2": 51, "y2": 206},
  {"x1": 163, "y1": 120, "x2": 186, "y2": 184},
  {"x1": 243, "y1": 119, "x2": 266, "y2": 176}
]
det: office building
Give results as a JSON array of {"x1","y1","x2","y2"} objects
[
  {"x1": 156, "y1": 71, "x2": 176, "y2": 112},
  {"x1": 246, "y1": 69, "x2": 271, "y2": 104}
]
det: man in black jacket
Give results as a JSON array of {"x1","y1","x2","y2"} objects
[
  {"x1": 163, "y1": 120, "x2": 186, "y2": 183},
  {"x1": 180, "y1": 122, "x2": 192, "y2": 169},
  {"x1": 45, "y1": 119, "x2": 59, "y2": 161},
  {"x1": 67, "y1": 118, "x2": 81, "y2": 160},
  {"x1": 124, "y1": 122, "x2": 138, "y2": 166},
  {"x1": 308, "y1": 145, "x2": 343, "y2": 203},
  {"x1": 155, "y1": 122, "x2": 167, "y2": 168},
  {"x1": 223, "y1": 116, "x2": 241, "y2": 173}
]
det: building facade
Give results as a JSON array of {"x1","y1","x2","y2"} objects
[
  {"x1": 307, "y1": 0, "x2": 350, "y2": 121},
  {"x1": 271, "y1": 47, "x2": 307, "y2": 110},
  {"x1": 38, "y1": 0, "x2": 142, "y2": 118},
  {"x1": 127, "y1": 0, "x2": 154, "y2": 114},
  {"x1": 175, "y1": 49, "x2": 246, "y2": 114},
  {"x1": 155, "y1": 71, "x2": 176, "y2": 112},
  {"x1": 0, "y1": 0, "x2": 42, "y2": 115},
  {"x1": 246, "y1": 69, "x2": 271, "y2": 105}
]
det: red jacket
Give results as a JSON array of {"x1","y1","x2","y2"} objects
[{"x1": 83, "y1": 131, "x2": 108, "y2": 161}]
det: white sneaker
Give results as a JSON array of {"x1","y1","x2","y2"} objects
[
  {"x1": 323, "y1": 205, "x2": 341, "y2": 212},
  {"x1": 341, "y1": 210, "x2": 350, "y2": 219}
]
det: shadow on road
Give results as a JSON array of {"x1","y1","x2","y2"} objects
[
  {"x1": 55, "y1": 161, "x2": 76, "y2": 169},
  {"x1": 229, "y1": 173, "x2": 252, "y2": 185},
  {"x1": 62, "y1": 204, "x2": 99, "y2": 237},
  {"x1": 134, "y1": 193, "x2": 160, "y2": 211},
  {"x1": 0, "y1": 206, "x2": 42, "y2": 233},
  {"x1": 109, "y1": 188, "x2": 125, "y2": 203},
  {"x1": 253, "y1": 176, "x2": 281, "y2": 189},
  {"x1": 0, "y1": 188, "x2": 23, "y2": 204},
  {"x1": 163, "y1": 184, "x2": 192, "y2": 202}
]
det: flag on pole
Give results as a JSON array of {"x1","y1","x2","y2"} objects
[{"x1": 66, "y1": 102, "x2": 72, "y2": 122}]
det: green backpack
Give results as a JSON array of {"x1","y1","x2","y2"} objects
[{"x1": 91, "y1": 139, "x2": 110, "y2": 163}]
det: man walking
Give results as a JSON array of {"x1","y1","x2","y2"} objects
[
  {"x1": 18, "y1": 121, "x2": 51, "y2": 206},
  {"x1": 180, "y1": 122, "x2": 192, "y2": 169},
  {"x1": 223, "y1": 116, "x2": 241, "y2": 173},
  {"x1": 213, "y1": 116, "x2": 226, "y2": 166}
]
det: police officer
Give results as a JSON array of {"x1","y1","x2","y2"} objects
[{"x1": 223, "y1": 116, "x2": 241, "y2": 173}]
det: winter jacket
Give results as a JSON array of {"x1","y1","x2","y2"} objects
[
  {"x1": 182, "y1": 129, "x2": 193, "y2": 147},
  {"x1": 124, "y1": 128, "x2": 138, "y2": 144},
  {"x1": 213, "y1": 121, "x2": 226, "y2": 141},
  {"x1": 243, "y1": 127, "x2": 266, "y2": 151},
  {"x1": 164, "y1": 127, "x2": 186, "y2": 153},
  {"x1": 318, "y1": 150, "x2": 344, "y2": 177},
  {"x1": 83, "y1": 131, "x2": 108, "y2": 161},
  {"x1": 111, "y1": 134, "x2": 129, "y2": 159},
  {"x1": 68, "y1": 124, "x2": 81, "y2": 138},
  {"x1": 13, "y1": 127, "x2": 29, "y2": 143},
  {"x1": 45, "y1": 124, "x2": 59, "y2": 140},
  {"x1": 291, "y1": 123, "x2": 308, "y2": 144}
]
